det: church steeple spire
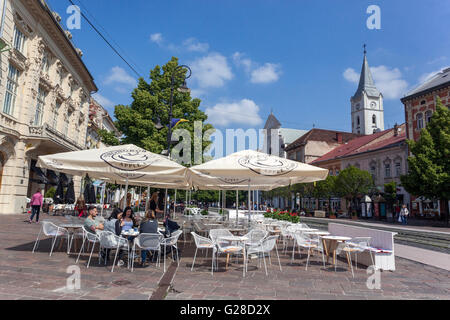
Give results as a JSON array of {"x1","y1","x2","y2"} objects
[{"x1": 352, "y1": 45, "x2": 380, "y2": 100}]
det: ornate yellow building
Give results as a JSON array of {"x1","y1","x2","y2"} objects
[{"x1": 0, "y1": 0, "x2": 97, "y2": 214}]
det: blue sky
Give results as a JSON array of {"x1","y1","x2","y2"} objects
[{"x1": 47, "y1": 0, "x2": 450, "y2": 140}]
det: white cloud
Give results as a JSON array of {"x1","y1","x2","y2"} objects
[
  {"x1": 232, "y1": 52, "x2": 253, "y2": 73},
  {"x1": 250, "y1": 63, "x2": 282, "y2": 84},
  {"x1": 92, "y1": 93, "x2": 114, "y2": 108},
  {"x1": 343, "y1": 68, "x2": 360, "y2": 83},
  {"x1": 183, "y1": 38, "x2": 209, "y2": 52},
  {"x1": 150, "y1": 33, "x2": 163, "y2": 45},
  {"x1": 205, "y1": 99, "x2": 263, "y2": 127},
  {"x1": 343, "y1": 65, "x2": 408, "y2": 99},
  {"x1": 104, "y1": 66, "x2": 137, "y2": 89},
  {"x1": 190, "y1": 53, "x2": 233, "y2": 88}
]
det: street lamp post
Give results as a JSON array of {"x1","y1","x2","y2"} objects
[{"x1": 156, "y1": 64, "x2": 192, "y2": 158}]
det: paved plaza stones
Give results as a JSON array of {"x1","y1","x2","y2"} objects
[{"x1": 0, "y1": 214, "x2": 449, "y2": 300}]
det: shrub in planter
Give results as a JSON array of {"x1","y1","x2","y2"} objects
[{"x1": 201, "y1": 209, "x2": 208, "y2": 215}]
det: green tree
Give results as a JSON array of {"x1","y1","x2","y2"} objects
[
  {"x1": 97, "y1": 129, "x2": 120, "y2": 146},
  {"x1": 113, "y1": 57, "x2": 214, "y2": 163},
  {"x1": 383, "y1": 181, "x2": 397, "y2": 216},
  {"x1": 401, "y1": 97, "x2": 450, "y2": 224},
  {"x1": 313, "y1": 175, "x2": 337, "y2": 214},
  {"x1": 335, "y1": 166, "x2": 374, "y2": 216}
]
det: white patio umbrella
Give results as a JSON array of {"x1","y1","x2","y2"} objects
[
  {"x1": 188, "y1": 150, "x2": 328, "y2": 222},
  {"x1": 37, "y1": 144, "x2": 191, "y2": 213},
  {"x1": 37, "y1": 144, "x2": 188, "y2": 182}
]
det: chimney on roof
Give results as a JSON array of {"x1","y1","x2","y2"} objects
[
  {"x1": 336, "y1": 132, "x2": 343, "y2": 144},
  {"x1": 394, "y1": 123, "x2": 399, "y2": 137}
]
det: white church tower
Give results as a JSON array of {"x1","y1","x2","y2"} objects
[{"x1": 351, "y1": 45, "x2": 384, "y2": 135}]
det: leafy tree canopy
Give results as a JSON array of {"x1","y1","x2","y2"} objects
[
  {"x1": 113, "y1": 57, "x2": 214, "y2": 164},
  {"x1": 401, "y1": 98, "x2": 450, "y2": 201}
]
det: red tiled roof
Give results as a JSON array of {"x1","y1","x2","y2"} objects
[
  {"x1": 285, "y1": 128, "x2": 360, "y2": 151},
  {"x1": 352, "y1": 130, "x2": 406, "y2": 155},
  {"x1": 312, "y1": 129, "x2": 391, "y2": 164}
]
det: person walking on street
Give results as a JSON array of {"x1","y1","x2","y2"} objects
[
  {"x1": 400, "y1": 204, "x2": 409, "y2": 225},
  {"x1": 29, "y1": 188, "x2": 43, "y2": 223}
]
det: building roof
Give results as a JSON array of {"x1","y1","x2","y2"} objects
[
  {"x1": 352, "y1": 52, "x2": 381, "y2": 100},
  {"x1": 279, "y1": 128, "x2": 309, "y2": 145},
  {"x1": 402, "y1": 67, "x2": 450, "y2": 102},
  {"x1": 285, "y1": 128, "x2": 360, "y2": 151},
  {"x1": 312, "y1": 124, "x2": 406, "y2": 164}
]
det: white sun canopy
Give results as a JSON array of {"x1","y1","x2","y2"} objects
[
  {"x1": 188, "y1": 149, "x2": 328, "y2": 190},
  {"x1": 37, "y1": 144, "x2": 189, "y2": 186}
]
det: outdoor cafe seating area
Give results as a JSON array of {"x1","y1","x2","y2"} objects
[{"x1": 29, "y1": 144, "x2": 397, "y2": 279}]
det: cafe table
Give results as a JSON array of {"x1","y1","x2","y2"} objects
[
  {"x1": 218, "y1": 235, "x2": 249, "y2": 277},
  {"x1": 321, "y1": 235, "x2": 352, "y2": 267},
  {"x1": 59, "y1": 223, "x2": 84, "y2": 254}
]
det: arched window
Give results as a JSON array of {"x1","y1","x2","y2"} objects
[
  {"x1": 417, "y1": 113, "x2": 424, "y2": 130},
  {"x1": 372, "y1": 114, "x2": 376, "y2": 125},
  {"x1": 425, "y1": 110, "x2": 432, "y2": 124}
]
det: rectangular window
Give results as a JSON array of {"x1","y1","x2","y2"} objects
[
  {"x1": 385, "y1": 164, "x2": 391, "y2": 178},
  {"x1": 13, "y1": 26, "x2": 26, "y2": 53},
  {"x1": 34, "y1": 88, "x2": 46, "y2": 126},
  {"x1": 53, "y1": 101, "x2": 61, "y2": 129},
  {"x1": 395, "y1": 162, "x2": 401, "y2": 177},
  {"x1": 64, "y1": 111, "x2": 72, "y2": 136},
  {"x1": 296, "y1": 151, "x2": 302, "y2": 162},
  {"x1": 417, "y1": 113, "x2": 424, "y2": 130},
  {"x1": 41, "y1": 52, "x2": 49, "y2": 73},
  {"x1": 3, "y1": 64, "x2": 20, "y2": 116}
]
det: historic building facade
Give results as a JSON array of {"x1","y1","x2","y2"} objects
[
  {"x1": 87, "y1": 98, "x2": 120, "y2": 149},
  {"x1": 0, "y1": 0, "x2": 97, "y2": 214},
  {"x1": 401, "y1": 67, "x2": 450, "y2": 219}
]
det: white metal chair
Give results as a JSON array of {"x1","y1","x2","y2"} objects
[
  {"x1": 345, "y1": 237, "x2": 374, "y2": 268},
  {"x1": 243, "y1": 229, "x2": 268, "y2": 247},
  {"x1": 293, "y1": 232, "x2": 319, "y2": 270},
  {"x1": 98, "y1": 231, "x2": 130, "y2": 272},
  {"x1": 160, "y1": 230, "x2": 183, "y2": 272},
  {"x1": 32, "y1": 221, "x2": 70, "y2": 256},
  {"x1": 191, "y1": 232, "x2": 216, "y2": 275},
  {"x1": 245, "y1": 235, "x2": 282, "y2": 275},
  {"x1": 76, "y1": 228, "x2": 100, "y2": 268},
  {"x1": 131, "y1": 233, "x2": 163, "y2": 272}
]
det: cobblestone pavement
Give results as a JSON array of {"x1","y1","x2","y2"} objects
[
  {"x1": 0, "y1": 215, "x2": 163, "y2": 300},
  {"x1": 0, "y1": 214, "x2": 449, "y2": 300}
]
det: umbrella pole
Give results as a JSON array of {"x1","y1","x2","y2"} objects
[
  {"x1": 222, "y1": 190, "x2": 226, "y2": 220},
  {"x1": 174, "y1": 189, "x2": 177, "y2": 218},
  {"x1": 164, "y1": 188, "x2": 168, "y2": 218},
  {"x1": 145, "y1": 186, "x2": 150, "y2": 212},
  {"x1": 100, "y1": 183, "x2": 106, "y2": 217},
  {"x1": 123, "y1": 178, "x2": 129, "y2": 208},
  {"x1": 236, "y1": 190, "x2": 238, "y2": 226},
  {"x1": 248, "y1": 181, "x2": 251, "y2": 224}
]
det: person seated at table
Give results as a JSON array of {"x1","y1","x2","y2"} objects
[
  {"x1": 102, "y1": 208, "x2": 125, "y2": 263},
  {"x1": 122, "y1": 206, "x2": 137, "y2": 232},
  {"x1": 139, "y1": 210, "x2": 159, "y2": 266},
  {"x1": 163, "y1": 213, "x2": 180, "y2": 237},
  {"x1": 105, "y1": 208, "x2": 124, "y2": 236},
  {"x1": 84, "y1": 206, "x2": 104, "y2": 234}
]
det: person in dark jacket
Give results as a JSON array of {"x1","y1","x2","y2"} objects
[{"x1": 139, "y1": 210, "x2": 159, "y2": 266}]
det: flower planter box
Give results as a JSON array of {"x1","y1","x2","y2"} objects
[
  {"x1": 329, "y1": 215, "x2": 337, "y2": 219},
  {"x1": 352, "y1": 216, "x2": 358, "y2": 220}
]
